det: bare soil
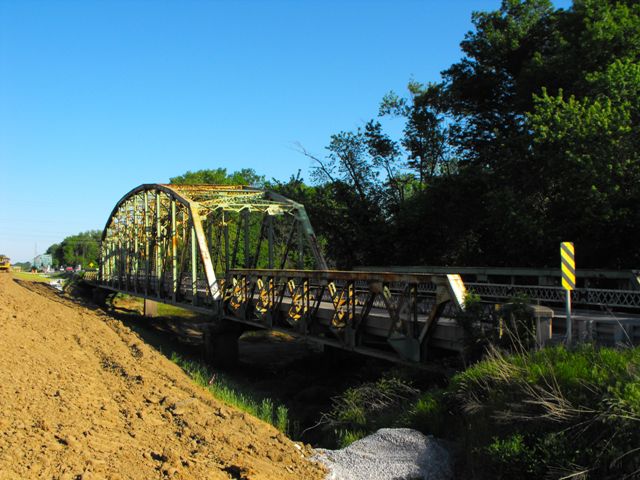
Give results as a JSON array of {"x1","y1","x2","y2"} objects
[{"x1": 0, "y1": 274, "x2": 325, "y2": 480}]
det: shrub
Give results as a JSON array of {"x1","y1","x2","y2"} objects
[{"x1": 319, "y1": 376, "x2": 419, "y2": 447}]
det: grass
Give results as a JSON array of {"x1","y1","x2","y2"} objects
[
  {"x1": 157, "y1": 302, "x2": 199, "y2": 319},
  {"x1": 320, "y1": 344, "x2": 640, "y2": 477},
  {"x1": 110, "y1": 297, "x2": 292, "y2": 432},
  {"x1": 11, "y1": 271, "x2": 64, "y2": 283},
  {"x1": 170, "y1": 352, "x2": 290, "y2": 433},
  {"x1": 408, "y1": 344, "x2": 640, "y2": 479},
  {"x1": 315, "y1": 376, "x2": 420, "y2": 448}
]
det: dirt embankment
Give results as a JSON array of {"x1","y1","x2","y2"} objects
[{"x1": 0, "y1": 274, "x2": 325, "y2": 480}]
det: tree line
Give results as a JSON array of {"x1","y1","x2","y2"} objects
[
  {"x1": 53, "y1": 0, "x2": 640, "y2": 272},
  {"x1": 46, "y1": 230, "x2": 101, "y2": 269},
  {"x1": 276, "y1": 0, "x2": 640, "y2": 269},
  {"x1": 178, "y1": 1, "x2": 639, "y2": 270}
]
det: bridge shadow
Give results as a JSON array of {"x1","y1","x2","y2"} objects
[
  {"x1": 15, "y1": 277, "x2": 207, "y2": 362},
  {"x1": 96, "y1": 293, "x2": 209, "y2": 361}
]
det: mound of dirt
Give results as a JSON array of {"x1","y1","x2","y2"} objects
[{"x1": 0, "y1": 274, "x2": 325, "y2": 480}]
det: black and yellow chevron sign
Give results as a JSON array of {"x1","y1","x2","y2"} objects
[{"x1": 560, "y1": 242, "x2": 575, "y2": 291}]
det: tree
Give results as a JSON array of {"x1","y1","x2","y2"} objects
[
  {"x1": 528, "y1": 59, "x2": 640, "y2": 266},
  {"x1": 47, "y1": 231, "x2": 101, "y2": 268},
  {"x1": 169, "y1": 168, "x2": 265, "y2": 186},
  {"x1": 379, "y1": 83, "x2": 453, "y2": 185},
  {"x1": 304, "y1": 0, "x2": 640, "y2": 269},
  {"x1": 407, "y1": 0, "x2": 640, "y2": 267},
  {"x1": 46, "y1": 243, "x2": 60, "y2": 267}
]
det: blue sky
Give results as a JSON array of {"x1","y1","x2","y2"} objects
[{"x1": 0, "y1": 0, "x2": 570, "y2": 262}]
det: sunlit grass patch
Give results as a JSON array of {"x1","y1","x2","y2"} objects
[{"x1": 12, "y1": 271, "x2": 58, "y2": 283}]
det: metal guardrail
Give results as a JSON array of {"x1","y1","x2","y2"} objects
[{"x1": 467, "y1": 283, "x2": 640, "y2": 310}]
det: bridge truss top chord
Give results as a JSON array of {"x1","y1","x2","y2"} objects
[{"x1": 100, "y1": 184, "x2": 328, "y2": 303}]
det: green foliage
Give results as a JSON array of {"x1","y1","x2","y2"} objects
[
  {"x1": 170, "y1": 353, "x2": 289, "y2": 433},
  {"x1": 169, "y1": 167, "x2": 265, "y2": 186},
  {"x1": 11, "y1": 261, "x2": 31, "y2": 271},
  {"x1": 406, "y1": 389, "x2": 448, "y2": 437},
  {"x1": 337, "y1": 429, "x2": 367, "y2": 449},
  {"x1": 297, "y1": 0, "x2": 640, "y2": 269},
  {"x1": 270, "y1": 174, "x2": 389, "y2": 269},
  {"x1": 318, "y1": 376, "x2": 419, "y2": 447},
  {"x1": 275, "y1": 405, "x2": 289, "y2": 433},
  {"x1": 528, "y1": 57, "x2": 640, "y2": 266},
  {"x1": 46, "y1": 230, "x2": 101, "y2": 268},
  {"x1": 414, "y1": 345, "x2": 640, "y2": 479},
  {"x1": 484, "y1": 434, "x2": 538, "y2": 478},
  {"x1": 454, "y1": 293, "x2": 538, "y2": 362}
]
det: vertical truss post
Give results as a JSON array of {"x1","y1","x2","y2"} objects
[
  {"x1": 171, "y1": 199, "x2": 177, "y2": 302},
  {"x1": 223, "y1": 212, "x2": 230, "y2": 274},
  {"x1": 103, "y1": 240, "x2": 107, "y2": 284},
  {"x1": 297, "y1": 220, "x2": 304, "y2": 269},
  {"x1": 191, "y1": 225, "x2": 197, "y2": 305},
  {"x1": 133, "y1": 196, "x2": 139, "y2": 292},
  {"x1": 267, "y1": 214, "x2": 274, "y2": 269},
  {"x1": 112, "y1": 240, "x2": 117, "y2": 286},
  {"x1": 117, "y1": 237, "x2": 122, "y2": 290},
  {"x1": 124, "y1": 200, "x2": 129, "y2": 291},
  {"x1": 411, "y1": 284, "x2": 418, "y2": 338},
  {"x1": 99, "y1": 241, "x2": 105, "y2": 282},
  {"x1": 182, "y1": 211, "x2": 187, "y2": 249},
  {"x1": 107, "y1": 240, "x2": 113, "y2": 286},
  {"x1": 348, "y1": 280, "x2": 356, "y2": 347},
  {"x1": 155, "y1": 191, "x2": 161, "y2": 297},
  {"x1": 120, "y1": 208, "x2": 126, "y2": 290},
  {"x1": 144, "y1": 191, "x2": 150, "y2": 295},
  {"x1": 128, "y1": 199, "x2": 134, "y2": 291},
  {"x1": 109, "y1": 240, "x2": 115, "y2": 285},
  {"x1": 243, "y1": 209, "x2": 250, "y2": 268}
]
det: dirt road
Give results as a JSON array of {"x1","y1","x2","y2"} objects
[{"x1": 0, "y1": 274, "x2": 325, "y2": 480}]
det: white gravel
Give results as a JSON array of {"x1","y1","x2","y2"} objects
[{"x1": 314, "y1": 428, "x2": 452, "y2": 480}]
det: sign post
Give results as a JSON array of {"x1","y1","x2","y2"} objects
[{"x1": 560, "y1": 242, "x2": 575, "y2": 344}]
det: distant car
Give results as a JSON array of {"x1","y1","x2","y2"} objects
[{"x1": 65, "y1": 267, "x2": 74, "y2": 272}]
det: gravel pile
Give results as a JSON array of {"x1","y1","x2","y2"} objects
[{"x1": 314, "y1": 428, "x2": 452, "y2": 480}]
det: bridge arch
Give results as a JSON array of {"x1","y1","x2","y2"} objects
[{"x1": 100, "y1": 184, "x2": 327, "y2": 306}]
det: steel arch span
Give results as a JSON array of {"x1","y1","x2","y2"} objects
[
  {"x1": 99, "y1": 184, "x2": 328, "y2": 307},
  {"x1": 94, "y1": 183, "x2": 468, "y2": 365}
]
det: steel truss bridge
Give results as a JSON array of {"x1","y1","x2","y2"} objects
[{"x1": 87, "y1": 184, "x2": 468, "y2": 365}]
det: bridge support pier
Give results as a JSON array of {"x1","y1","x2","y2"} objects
[
  {"x1": 203, "y1": 321, "x2": 245, "y2": 368},
  {"x1": 144, "y1": 299, "x2": 158, "y2": 318},
  {"x1": 91, "y1": 287, "x2": 109, "y2": 307}
]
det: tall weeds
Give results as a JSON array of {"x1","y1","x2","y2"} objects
[{"x1": 414, "y1": 344, "x2": 640, "y2": 479}]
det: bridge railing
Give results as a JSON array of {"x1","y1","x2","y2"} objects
[
  {"x1": 221, "y1": 269, "x2": 465, "y2": 362},
  {"x1": 88, "y1": 267, "x2": 467, "y2": 363},
  {"x1": 467, "y1": 282, "x2": 640, "y2": 311}
]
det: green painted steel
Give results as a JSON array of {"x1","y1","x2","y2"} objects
[
  {"x1": 100, "y1": 184, "x2": 329, "y2": 303},
  {"x1": 96, "y1": 183, "x2": 467, "y2": 364}
]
